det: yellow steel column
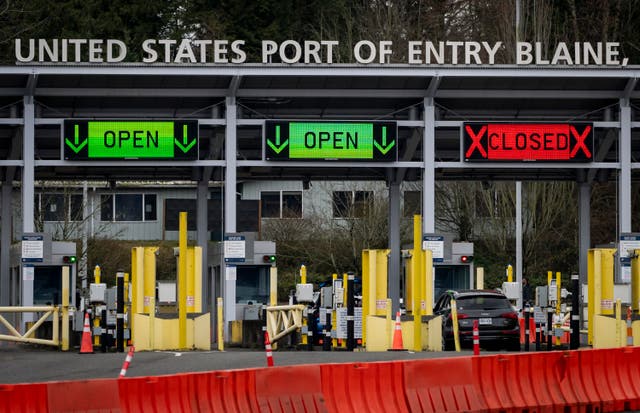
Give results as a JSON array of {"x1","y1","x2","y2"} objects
[
  {"x1": 616, "y1": 298, "x2": 622, "y2": 347},
  {"x1": 269, "y1": 266, "x2": 278, "y2": 306},
  {"x1": 601, "y1": 249, "x2": 615, "y2": 316},
  {"x1": 476, "y1": 267, "x2": 484, "y2": 290},
  {"x1": 300, "y1": 265, "x2": 308, "y2": 346},
  {"x1": 451, "y1": 299, "x2": 460, "y2": 352},
  {"x1": 61, "y1": 265, "x2": 69, "y2": 351},
  {"x1": 424, "y1": 249, "x2": 433, "y2": 316},
  {"x1": 332, "y1": 273, "x2": 338, "y2": 348},
  {"x1": 178, "y1": 212, "x2": 188, "y2": 349},
  {"x1": 386, "y1": 298, "x2": 392, "y2": 348},
  {"x1": 632, "y1": 249, "x2": 640, "y2": 313},
  {"x1": 412, "y1": 215, "x2": 423, "y2": 351},
  {"x1": 361, "y1": 250, "x2": 373, "y2": 346},
  {"x1": 217, "y1": 297, "x2": 224, "y2": 351},
  {"x1": 555, "y1": 271, "x2": 561, "y2": 346},
  {"x1": 555, "y1": 272, "x2": 562, "y2": 315},
  {"x1": 547, "y1": 270, "x2": 553, "y2": 287},
  {"x1": 588, "y1": 250, "x2": 602, "y2": 345},
  {"x1": 93, "y1": 265, "x2": 102, "y2": 346},
  {"x1": 142, "y1": 247, "x2": 157, "y2": 314},
  {"x1": 193, "y1": 247, "x2": 202, "y2": 313}
]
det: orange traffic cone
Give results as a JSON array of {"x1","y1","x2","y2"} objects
[
  {"x1": 79, "y1": 312, "x2": 94, "y2": 354},
  {"x1": 388, "y1": 311, "x2": 406, "y2": 351},
  {"x1": 264, "y1": 330, "x2": 274, "y2": 367}
]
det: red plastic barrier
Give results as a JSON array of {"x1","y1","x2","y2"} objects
[
  {"x1": 120, "y1": 369, "x2": 260, "y2": 412},
  {"x1": 4, "y1": 348, "x2": 640, "y2": 412},
  {"x1": 0, "y1": 382, "x2": 48, "y2": 413},
  {"x1": 404, "y1": 357, "x2": 486, "y2": 413},
  {"x1": 49, "y1": 379, "x2": 119, "y2": 413},
  {"x1": 255, "y1": 365, "x2": 325, "y2": 412},
  {"x1": 321, "y1": 361, "x2": 409, "y2": 412}
]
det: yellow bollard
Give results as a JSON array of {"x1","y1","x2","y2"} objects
[
  {"x1": 217, "y1": 297, "x2": 224, "y2": 351},
  {"x1": 451, "y1": 299, "x2": 461, "y2": 352},
  {"x1": 476, "y1": 267, "x2": 484, "y2": 290},
  {"x1": 616, "y1": 299, "x2": 622, "y2": 347},
  {"x1": 94, "y1": 265, "x2": 101, "y2": 284},
  {"x1": 61, "y1": 266, "x2": 70, "y2": 351},
  {"x1": 178, "y1": 212, "x2": 188, "y2": 350},
  {"x1": 412, "y1": 215, "x2": 422, "y2": 351},
  {"x1": 555, "y1": 271, "x2": 561, "y2": 346},
  {"x1": 300, "y1": 265, "x2": 308, "y2": 347},
  {"x1": 633, "y1": 249, "x2": 640, "y2": 314},
  {"x1": 507, "y1": 265, "x2": 513, "y2": 283}
]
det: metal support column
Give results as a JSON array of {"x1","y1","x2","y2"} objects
[
  {"x1": 21, "y1": 96, "x2": 35, "y2": 326},
  {"x1": 0, "y1": 183, "x2": 11, "y2": 306},
  {"x1": 22, "y1": 96, "x2": 35, "y2": 233},
  {"x1": 224, "y1": 96, "x2": 237, "y2": 234},
  {"x1": 578, "y1": 182, "x2": 590, "y2": 329},
  {"x1": 388, "y1": 181, "x2": 401, "y2": 315},
  {"x1": 222, "y1": 96, "x2": 238, "y2": 342},
  {"x1": 619, "y1": 99, "x2": 631, "y2": 234},
  {"x1": 423, "y1": 98, "x2": 435, "y2": 234}
]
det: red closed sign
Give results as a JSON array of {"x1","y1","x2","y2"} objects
[{"x1": 463, "y1": 123, "x2": 593, "y2": 161}]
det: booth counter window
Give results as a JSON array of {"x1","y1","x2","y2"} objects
[
  {"x1": 100, "y1": 193, "x2": 157, "y2": 222},
  {"x1": 260, "y1": 190, "x2": 302, "y2": 218},
  {"x1": 36, "y1": 193, "x2": 83, "y2": 222}
]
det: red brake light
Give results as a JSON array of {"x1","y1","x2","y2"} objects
[
  {"x1": 456, "y1": 313, "x2": 469, "y2": 319},
  {"x1": 500, "y1": 312, "x2": 518, "y2": 319}
]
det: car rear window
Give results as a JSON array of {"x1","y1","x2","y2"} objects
[{"x1": 456, "y1": 296, "x2": 512, "y2": 310}]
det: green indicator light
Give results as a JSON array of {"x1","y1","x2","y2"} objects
[
  {"x1": 87, "y1": 121, "x2": 175, "y2": 158},
  {"x1": 288, "y1": 122, "x2": 373, "y2": 159}
]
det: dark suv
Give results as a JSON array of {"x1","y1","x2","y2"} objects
[{"x1": 434, "y1": 289, "x2": 520, "y2": 351}]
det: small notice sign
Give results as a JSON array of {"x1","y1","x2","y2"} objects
[
  {"x1": 224, "y1": 235, "x2": 245, "y2": 263},
  {"x1": 422, "y1": 235, "x2": 444, "y2": 262},
  {"x1": 22, "y1": 234, "x2": 44, "y2": 262}
]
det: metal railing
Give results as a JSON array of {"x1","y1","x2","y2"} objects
[
  {"x1": 0, "y1": 306, "x2": 68, "y2": 348},
  {"x1": 0, "y1": 266, "x2": 70, "y2": 350},
  {"x1": 266, "y1": 304, "x2": 305, "y2": 343}
]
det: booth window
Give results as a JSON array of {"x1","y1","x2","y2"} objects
[
  {"x1": 403, "y1": 191, "x2": 421, "y2": 217},
  {"x1": 37, "y1": 193, "x2": 83, "y2": 222},
  {"x1": 333, "y1": 190, "x2": 373, "y2": 218},
  {"x1": 260, "y1": 191, "x2": 302, "y2": 218},
  {"x1": 101, "y1": 193, "x2": 157, "y2": 222}
]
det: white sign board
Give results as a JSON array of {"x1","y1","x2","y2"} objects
[
  {"x1": 422, "y1": 235, "x2": 444, "y2": 262},
  {"x1": 21, "y1": 234, "x2": 44, "y2": 262},
  {"x1": 224, "y1": 235, "x2": 245, "y2": 263},
  {"x1": 620, "y1": 234, "x2": 640, "y2": 258}
]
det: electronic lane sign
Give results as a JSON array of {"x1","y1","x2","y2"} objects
[
  {"x1": 63, "y1": 120, "x2": 198, "y2": 160},
  {"x1": 265, "y1": 121, "x2": 397, "y2": 161},
  {"x1": 463, "y1": 123, "x2": 593, "y2": 162}
]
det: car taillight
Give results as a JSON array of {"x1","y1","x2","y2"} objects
[
  {"x1": 447, "y1": 313, "x2": 468, "y2": 320},
  {"x1": 500, "y1": 312, "x2": 518, "y2": 319}
]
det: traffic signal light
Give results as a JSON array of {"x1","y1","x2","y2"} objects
[
  {"x1": 263, "y1": 255, "x2": 276, "y2": 264},
  {"x1": 460, "y1": 255, "x2": 473, "y2": 263},
  {"x1": 63, "y1": 255, "x2": 77, "y2": 264}
]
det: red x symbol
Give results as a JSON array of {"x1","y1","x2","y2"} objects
[
  {"x1": 465, "y1": 125, "x2": 487, "y2": 158},
  {"x1": 569, "y1": 125, "x2": 592, "y2": 158}
]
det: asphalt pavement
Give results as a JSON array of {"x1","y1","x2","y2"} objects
[{"x1": 0, "y1": 342, "x2": 476, "y2": 384}]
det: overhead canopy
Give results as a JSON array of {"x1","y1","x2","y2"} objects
[{"x1": 0, "y1": 64, "x2": 638, "y2": 183}]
